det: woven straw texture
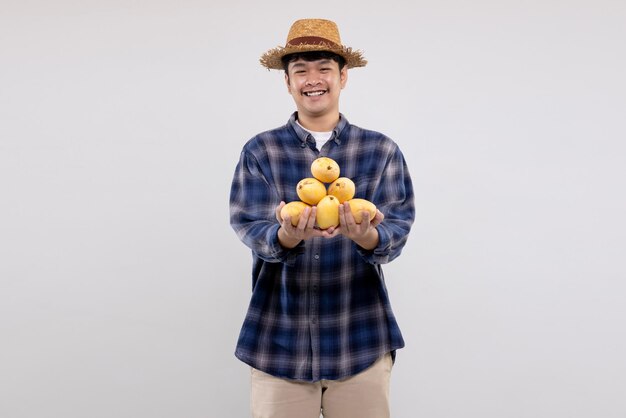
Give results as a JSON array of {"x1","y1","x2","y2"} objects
[{"x1": 260, "y1": 19, "x2": 367, "y2": 70}]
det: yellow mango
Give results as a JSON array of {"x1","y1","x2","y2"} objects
[
  {"x1": 316, "y1": 195, "x2": 340, "y2": 229},
  {"x1": 327, "y1": 177, "x2": 355, "y2": 203},
  {"x1": 311, "y1": 157, "x2": 340, "y2": 183},
  {"x1": 280, "y1": 201, "x2": 311, "y2": 226},
  {"x1": 296, "y1": 177, "x2": 327, "y2": 205},
  {"x1": 346, "y1": 198, "x2": 377, "y2": 224}
]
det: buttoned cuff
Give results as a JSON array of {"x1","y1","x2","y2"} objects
[
  {"x1": 265, "y1": 223, "x2": 305, "y2": 266},
  {"x1": 356, "y1": 224, "x2": 391, "y2": 265}
]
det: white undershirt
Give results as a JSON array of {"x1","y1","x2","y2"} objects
[{"x1": 297, "y1": 120, "x2": 333, "y2": 150}]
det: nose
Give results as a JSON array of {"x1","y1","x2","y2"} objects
[
  {"x1": 305, "y1": 72, "x2": 322, "y2": 87},
  {"x1": 305, "y1": 79, "x2": 321, "y2": 87}
]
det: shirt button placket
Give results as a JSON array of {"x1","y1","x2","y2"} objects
[
  {"x1": 311, "y1": 255, "x2": 319, "y2": 326},
  {"x1": 311, "y1": 283, "x2": 318, "y2": 324},
  {"x1": 312, "y1": 253, "x2": 320, "y2": 325},
  {"x1": 309, "y1": 243, "x2": 321, "y2": 381}
]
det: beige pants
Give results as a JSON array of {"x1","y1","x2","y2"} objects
[{"x1": 250, "y1": 353, "x2": 392, "y2": 418}]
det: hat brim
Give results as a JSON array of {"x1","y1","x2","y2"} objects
[{"x1": 260, "y1": 44, "x2": 367, "y2": 70}]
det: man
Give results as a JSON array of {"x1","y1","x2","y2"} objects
[{"x1": 230, "y1": 18, "x2": 415, "y2": 418}]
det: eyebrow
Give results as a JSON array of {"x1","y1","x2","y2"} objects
[{"x1": 290, "y1": 59, "x2": 333, "y2": 70}]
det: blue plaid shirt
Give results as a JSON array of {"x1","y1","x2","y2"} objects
[{"x1": 230, "y1": 113, "x2": 415, "y2": 382}]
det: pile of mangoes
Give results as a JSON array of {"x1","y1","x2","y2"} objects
[{"x1": 281, "y1": 157, "x2": 376, "y2": 229}]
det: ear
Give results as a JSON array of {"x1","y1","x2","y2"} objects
[
  {"x1": 284, "y1": 72, "x2": 293, "y2": 94},
  {"x1": 340, "y1": 67, "x2": 348, "y2": 89}
]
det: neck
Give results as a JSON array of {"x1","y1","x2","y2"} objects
[{"x1": 297, "y1": 112, "x2": 339, "y2": 132}]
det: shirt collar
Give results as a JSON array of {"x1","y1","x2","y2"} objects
[{"x1": 288, "y1": 112, "x2": 348, "y2": 146}]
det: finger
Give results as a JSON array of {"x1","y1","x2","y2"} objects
[
  {"x1": 281, "y1": 218, "x2": 298, "y2": 240},
  {"x1": 306, "y1": 206, "x2": 318, "y2": 230},
  {"x1": 359, "y1": 210, "x2": 371, "y2": 234},
  {"x1": 338, "y1": 203, "x2": 347, "y2": 226},
  {"x1": 296, "y1": 206, "x2": 310, "y2": 230},
  {"x1": 342, "y1": 203, "x2": 357, "y2": 232},
  {"x1": 372, "y1": 210, "x2": 384, "y2": 226},
  {"x1": 324, "y1": 227, "x2": 341, "y2": 238}
]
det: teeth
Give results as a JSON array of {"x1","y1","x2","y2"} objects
[{"x1": 304, "y1": 91, "x2": 325, "y2": 96}]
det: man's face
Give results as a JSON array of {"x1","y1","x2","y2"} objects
[{"x1": 285, "y1": 58, "x2": 348, "y2": 121}]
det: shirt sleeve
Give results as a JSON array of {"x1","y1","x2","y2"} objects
[
  {"x1": 357, "y1": 144, "x2": 415, "y2": 265},
  {"x1": 229, "y1": 149, "x2": 303, "y2": 265}
]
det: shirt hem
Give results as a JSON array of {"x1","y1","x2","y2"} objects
[{"x1": 235, "y1": 344, "x2": 404, "y2": 383}]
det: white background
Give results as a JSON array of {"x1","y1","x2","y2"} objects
[{"x1": 1, "y1": 1, "x2": 625, "y2": 417}]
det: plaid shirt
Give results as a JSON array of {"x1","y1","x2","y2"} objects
[{"x1": 230, "y1": 113, "x2": 415, "y2": 382}]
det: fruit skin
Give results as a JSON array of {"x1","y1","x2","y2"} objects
[
  {"x1": 280, "y1": 201, "x2": 311, "y2": 226},
  {"x1": 311, "y1": 157, "x2": 340, "y2": 183},
  {"x1": 296, "y1": 177, "x2": 327, "y2": 205},
  {"x1": 346, "y1": 198, "x2": 377, "y2": 223},
  {"x1": 327, "y1": 177, "x2": 356, "y2": 203},
  {"x1": 316, "y1": 195, "x2": 340, "y2": 229}
]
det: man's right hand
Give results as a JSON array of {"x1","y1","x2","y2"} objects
[{"x1": 275, "y1": 201, "x2": 325, "y2": 248}]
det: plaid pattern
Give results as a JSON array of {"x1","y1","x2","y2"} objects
[{"x1": 230, "y1": 113, "x2": 415, "y2": 382}]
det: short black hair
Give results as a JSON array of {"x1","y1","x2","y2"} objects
[{"x1": 281, "y1": 51, "x2": 347, "y2": 73}]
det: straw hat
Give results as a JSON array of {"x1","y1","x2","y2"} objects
[{"x1": 260, "y1": 19, "x2": 367, "y2": 70}]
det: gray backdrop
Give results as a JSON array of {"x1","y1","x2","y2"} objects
[{"x1": 1, "y1": 1, "x2": 625, "y2": 417}]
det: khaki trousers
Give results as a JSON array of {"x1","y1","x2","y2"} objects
[{"x1": 250, "y1": 353, "x2": 392, "y2": 418}]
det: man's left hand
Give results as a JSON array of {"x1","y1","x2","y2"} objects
[{"x1": 325, "y1": 202, "x2": 384, "y2": 250}]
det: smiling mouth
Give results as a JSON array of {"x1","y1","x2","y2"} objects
[{"x1": 303, "y1": 90, "x2": 327, "y2": 97}]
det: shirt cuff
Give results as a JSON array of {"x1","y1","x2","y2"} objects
[
  {"x1": 266, "y1": 223, "x2": 305, "y2": 265},
  {"x1": 356, "y1": 224, "x2": 391, "y2": 265}
]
